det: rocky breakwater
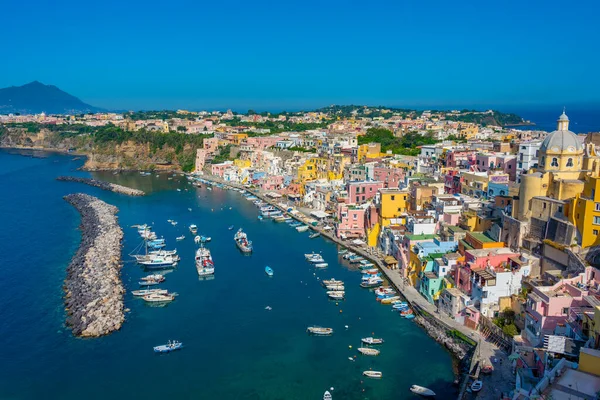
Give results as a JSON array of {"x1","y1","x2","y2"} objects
[
  {"x1": 63, "y1": 193, "x2": 125, "y2": 337},
  {"x1": 414, "y1": 315, "x2": 472, "y2": 360},
  {"x1": 57, "y1": 176, "x2": 145, "y2": 196}
]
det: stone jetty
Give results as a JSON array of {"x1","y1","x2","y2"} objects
[
  {"x1": 63, "y1": 193, "x2": 125, "y2": 337},
  {"x1": 57, "y1": 176, "x2": 145, "y2": 196}
]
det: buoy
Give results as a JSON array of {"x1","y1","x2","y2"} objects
[
  {"x1": 330, "y1": 387, "x2": 334, "y2": 391},
  {"x1": 345, "y1": 325, "x2": 349, "y2": 329},
  {"x1": 339, "y1": 310, "x2": 342, "y2": 313},
  {"x1": 349, "y1": 345, "x2": 352, "y2": 349}
]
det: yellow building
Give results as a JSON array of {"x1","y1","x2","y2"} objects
[
  {"x1": 514, "y1": 112, "x2": 596, "y2": 221},
  {"x1": 297, "y1": 157, "x2": 329, "y2": 183},
  {"x1": 459, "y1": 123, "x2": 479, "y2": 139},
  {"x1": 379, "y1": 188, "x2": 409, "y2": 227},
  {"x1": 228, "y1": 133, "x2": 248, "y2": 145},
  {"x1": 461, "y1": 171, "x2": 489, "y2": 198},
  {"x1": 578, "y1": 348, "x2": 600, "y2": 377},
  {"x1": 233, "y1": 159, "x2": 251, "y2": 169},
  {"x1": 357, "y1": 143, "x2": 381, "y2": 162}
]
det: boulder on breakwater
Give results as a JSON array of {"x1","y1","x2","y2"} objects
[
  {"x1": 57, "y1": 176, "x2": 145, "y2": 196},
  {"x1": 414, "y1": 315, "x2": 471, "y2": 360},
  {"x1": 63, "y1": 193, "x2": 125, "y2": 337}
]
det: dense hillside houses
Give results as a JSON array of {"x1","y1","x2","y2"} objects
[{"x1": 4, "y1": 106, "x2": 600, "y2": 396}]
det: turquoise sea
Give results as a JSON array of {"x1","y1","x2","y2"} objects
[{"x1": 0, "y1": 149, "x2": 455, "y2": 399}]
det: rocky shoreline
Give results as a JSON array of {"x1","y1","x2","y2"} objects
[
  {"x1": 64, "y1": 193, "x2": 125, "y2": 337},
  {"x1": 58, "y1": 176, "x2": 145, "y2": 196}
]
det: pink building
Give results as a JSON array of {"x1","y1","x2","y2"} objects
[
  {"x1": 260, "y1": 175, "x2": 284, "y2": 191},
  {"x1": 204, "y1": 137, "x2": 219, "y2": 152},
  {"x1": 446, "y1": 150, "x2": 475, "y2": 168},
  {"x1": 464, "y1": 248, "x2": 518, "y2": 270},
  {"x1": 336, "y1": 204, "x2": 365, "y2": 239},
  {"x1": 373, "y1": 166, "x2": 404, "y2": 189},
  {"x1": 442, "y1": 212, "x2": 460, "y2": 225},
  {"x1": 195, "y1": 149, "x2": 209, "y2": 172},
  {"x1": 347, "y1": 181, "x2": 384, "y2": 204},
  {"x1": 244, "y1": 136, "x2": 281, "y2": 151},
  {"x1": 523, "y1": 275, "x2": 591, "y2": 346},
  {"x1": 211, "y1": 161, "x2": 233, "y2": 177},
  {"x1": 474, "y1": 153, "x2": 497, "y2": 172},
  {"x1": 444, "y1": 169, "x2": 463, "y2": 194}
]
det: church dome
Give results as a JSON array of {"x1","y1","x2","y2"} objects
[{"x1": 539, "y1": 111, "x2": 583, "y2": 154}]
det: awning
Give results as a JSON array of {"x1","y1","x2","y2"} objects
[
  {"x1": 310, "y1": 210, "x2": 330, "y2": 219},
  {"x1": 384, "y1": 256, "x2": 398, "y2": 265}
]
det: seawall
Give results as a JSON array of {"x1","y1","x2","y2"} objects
[
  {"x1": 63, "y1": 193, "x2": 125, "y2": 337},
  {"x1": 58, "y1": 176, "x2": 145, "y2": 196}
]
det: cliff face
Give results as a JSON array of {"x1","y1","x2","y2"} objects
[{"x1": 0, "y1": 127, "x2": 194, "y2": 171}]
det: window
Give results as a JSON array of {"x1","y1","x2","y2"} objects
[
  {"x1": 518, "y1": 162, "x2": 523, "y2": 168},
  {"x1": 594, "y1": 216, "x2": 600, "y2": 225},
  {"x1": 522, "y1": 146, "x2": 526, "y2": 150},
  {"x1": 477, "y1": 160, "x2": 480, "y2": 165},
  {"x1": 595, "y1": 203, "x2": 600, "y2": 211},
  {"x1": 404, "y1": 196, "x2": 407, "y2": 200},
  {"x1": 562, "y1": 307, "x2": 569, "y2": 315},
  {"x1": 543, "y1": 202, "x2": 547, "y2": 209},
  {"x1": 356, "y1": 196, "x2": 359, "y2": 202},
  {"x1": 567, "y1": 158, "x2": 573, "y2": 167},
  {"x1": 594, "y1": 230, "x2": 599, "y2": 235},
  {"x1": 508, "y1": 164, "x2": 512, "y2": 169},
  {"x1": 391, "y1": 195, "x2": 395, "y2": 201},
  {"x1": 397, "y1": 207, "x2": 402, "y2": 212},
  {"x1": 551, "y1": 158, "x2": 559, "y2": 167},
  {"x1": 558, "y1": 206, "x2": 563, "y2": 213},
  {"x1": 362, "y1": 196, "x2": 365, "y2": 201},
  {"x1": 353, "y1": 214, "x2": 357, "y2": 220},
  {"x1": 540, "y1": 157, "x2": 545, "y2": 166}
]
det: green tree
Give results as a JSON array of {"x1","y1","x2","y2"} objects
[{"x1": 502, "y1": 324, "x2": 518, "y2": 337}]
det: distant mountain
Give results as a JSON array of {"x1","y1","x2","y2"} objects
[{"x1": 0, "y1": 81, "x2": 103, "y2": 115}]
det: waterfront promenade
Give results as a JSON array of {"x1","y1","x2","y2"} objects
[{"x1": 197, "y1": 173, "x2": 515, "y2": 400}]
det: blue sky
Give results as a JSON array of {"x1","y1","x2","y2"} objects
[{"x1": 1, "y1": 0, "x2": 599, "y2": 111}]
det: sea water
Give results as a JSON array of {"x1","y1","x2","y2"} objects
[{"x1": 0, "y1": 149, "x2": 455, "y2": 399}]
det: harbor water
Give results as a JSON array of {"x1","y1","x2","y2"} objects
[{"x1": 0, "y1": 149, "x2": 455, "y2": 399}]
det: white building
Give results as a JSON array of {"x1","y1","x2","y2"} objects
[{"x1": 517, "y1": 141, "x2": 541, "y2": 183}]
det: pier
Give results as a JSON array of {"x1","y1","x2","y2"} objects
[
  {"x1": 63, "y1": 193, "x2": 125, "y2": 337},
  {"x1": 57, "y1": 176, "x2": 145, "y2": 196}
]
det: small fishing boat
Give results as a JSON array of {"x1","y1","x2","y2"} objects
[
  {"x1": 349, "y1": 257, "x2": 365, "y2": 264},
  {"x1": 323, "y1": 391, "x2": 332, "y2": 400},
  {"x1": 342, "y1": 252, "x2": 355, "y2": 259},
  {"x1": 307, "y1": 326, "x2": 333, "y2": 335},
  {"x1": 471, "y1": 380, "x2": 483, "y2": 392},
  {"x1": 132, "y1": 289, "x2": 168, "y2": 297},
  {"x1": 195, "y1": 235, "x2": 211, "y2": 244},
  {"x1": 325, "y1": 284, "x2": 345, "y2": 291},
  {"x1": 189, "y1": 224, "x2": 198, "y2": 234},
  {"x1": 360, "y1": 280, "x2": 383, "y2": 288},
  {"x1": 410, "y1": 385, "x2": 436, "y2": 397},
  {"x1": 307, "y1": 255, "x2": 325, "y2": 263},
  {"x1": 338, "y1": 249, "x2": 348, "y2": 255},
  {"x1": 322, "y1": 279, "x2": 343, "y2": 286},
  {"x1": 143, "y1": 293, "x2": 175, "y2": 303},
  {"x1": 138, "y1": 255, "x2": 179, "y2": 269},
  {"x1": 357, "y1": 347, "x2": 380, "y2": 356},
  {"x1": 358, "y1": 263, "x2": 375, "y2": 270},
  {"x1": 380, "y1": 296, "x2": 401, "y2": 304},
  {"x1": 401, "y1": 309, "x2": 414, "y2": 318},
  {"x1": 393, "y1": 302, "x2": 409, "y2": 310},
  {"x1": 140, "y1": 274, "x2": 165, "y2": 283},
  {"x1": 309, "y1": 232, "x2": 321, "y2": 239},
  {"x1": 176, "y1": 235, "x2": 185, "y2": 241},
  {"x1": 265, "y1": 266, "x2": 274, "y2": 277},
  {"x1": 258, "y1": 215, "x2": 263, "y2": 221},
  {"x1": 296, "y1": 225, "x2": 309, "y2": 232},
  {"x1": 153, "y1": 340, "x2": 183, "y2": 353},
  {"x1": 273, "y1": 215, "x2": 286, "y2": 222},
  {"x1": 404, "y1": 313, "x2": 415, "y2": 320},
  {"x1": 363, "y1": 371, "x2": 382, "y2": 379},
  {"x1": 228, "y1": 225, "x2": 234, "y2": 230},
  {"x1": 314, "y1": 263, "x2": 329, "y2": 268},
  {"x1": 361, "y1": 268, "x2": 380, "y2": 275},
  {"x1": 361, "y1": 337, "x2": 384, "y2": 345},
  {"x1": 171, "y1": 221, "x2": 177, "y2": 226}
]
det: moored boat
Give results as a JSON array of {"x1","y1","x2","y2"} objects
[
  {"x1": 296, "y1": 225, "x2": 309, "y2": 232},
  {"x1": 265, "y1": 266, "x2": 274, "y2": 277},
  {"x1": 380, "y1": 296, "x2": 401, "y2": 304},
  {"x1": 322, "y1": 279, "x2": 343, "y2": 286},
  {"x1": 189, "y1": 224, "x2": 198, "y2": 234},
  {"x1": 410, "y1": 385, "x2": 436, "y2": 397},
  {"x1": 323, "y1": 391, "x2": 332, "y2": 400},
  {"x1": 471, "y1": 380, "x2": 483, "y2": 392},
  {"x1": 361, "y1": 337, "x2": 384, "y2": 345},
  {"x1": 327, "y1": 291, "x2": 345, "y2": 300},
  {"x1": 325, "y1": 284, "x2": 345, "y2": 291},
  {"x1": 143, "y1": 293, "x2": 175, "y2": 303},
  {"x1": 357, "y1": 347, "x2": 380, "y2": 356},
  {"x1": 363, "y1": 370, "x2": 383, "y2": 379},
  {"x1": 309, "y1": 232, "x2": 321, "y2": 239},
  {"x1": 132, "y1": 289, "x2": 168, "y2": 297},
  {"x1": 195, "y1": 247, "x2": 215, "y2": 276},
  {"x1": 176, "y1": 235, "x2": 185, "y2": 241},
  {"x1": 153, "y1": 340, "x2": 183, "y2": 353},
  {"x1": 314, "y1": 263, "x2": 329, "y2": 268},
  {"x1": 234, "y1": 229, "x2": 253, "y2": 253},
  {"x1": 307, "y1": 326, "x2": 333, "y2": 335}
]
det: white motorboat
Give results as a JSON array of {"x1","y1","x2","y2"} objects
[
  {"x1": 176, "y1": 235, "x2": 185, "y2": 241},
  {"x1": 357, "y1": 347, "x2": 380, "y2": 356},
  {"x1": 307, "y1": 326, "x2": 333, "y2": 335},
  {"x1": 314, "y1": 263, "x2": 328, "y2": 268},
  {"x1": 189, "y1": 224, "x2": 198, "y2": 234},
  {"x1": 410, "y1": 385, "x2": 436, "y2": 397},
  {"x1": 142, "y1": 293, "x2": 175, "y2": 303},
  {"x1": 323, "y1": 391, "x2": 332, "y2": 400},
  {"x1": 195, "y1": 247, "x2": 215, "y2": 276},
  {"x1": 361, "y1": 337, "x2": 384, "y2": 345},
  {"x1": 322, "y1": 279, "x2": 343, "y2": 286},
  {"x1": 363, "y1": 371, "x2": 382, "y2": 379},
  {"x1": 307, "y1": 255, "x2": 325, "y2": 263},
  {"x1": 328, "y1": 291, "x2": 344, "y2": 300},
  {"x1": 471, "y1": 380, "x2": 483, "y2": 392},
  {"x1": 325, "y1": 284, "x2": 345, "y2": 291},
  {"x1": 132, "y1": 289, "x2": 168, "y2": 297},
  {"x1": 296, "y1": 225, "x2": 309, "y2": 232}
]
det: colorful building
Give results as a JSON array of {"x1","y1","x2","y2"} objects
[
  {"x1": 336, "y1": 204, "x2": 365, "y2": 239},
  {"x1": 347, "y1": 181, "x2": 384, "y2": 204}
]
